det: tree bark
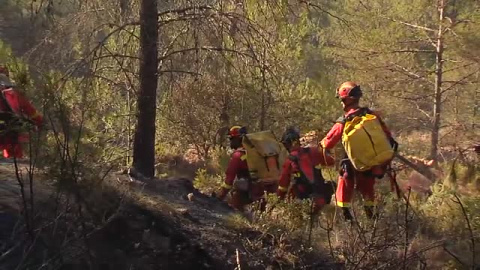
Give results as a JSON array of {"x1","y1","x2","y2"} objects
[
  {"x1": 132, "y1": 0, "x2": 158, "y2": 178},
  {"x1": 430, "y1": 0, "x2": 445, "y2": 162}
]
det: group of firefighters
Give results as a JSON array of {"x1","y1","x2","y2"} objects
[
  {"x1": 217, "y1": 81, "x2": 397, "y2": 221},
  {"x1": 0, "y1": 66, "x2": 395, "y2": 220},
  {"x1": 1, "y1": 63, "x2": 478, "y2": 222}
]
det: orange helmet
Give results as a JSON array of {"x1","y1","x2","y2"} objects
[
  {"x1": 227, "y1": 126, "x2": 247, "y2": 139},
  {"x1": 0, "y1": 65, "x2": 9, "y2": 77},
  {"x1": 336, "y1": 81, "x2": 362, "y2": 99}
]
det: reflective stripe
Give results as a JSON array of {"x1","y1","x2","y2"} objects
[
  {"x1": 221, "y1": 182, "x2": 232, "y2": 189},
  {"x1": 336, "y1": 201, "x2": 350, "y2": 207},
  {"x1": 364, "y1": 200, "x2": 376, "y2": 207},
  {"x1": 278, "y1": 186, "x2": 288, "y2": 192},
  {"x1": 293, "y1": 172, "x2": 301, "y2": 177}
]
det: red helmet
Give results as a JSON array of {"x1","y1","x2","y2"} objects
[
  {"x1": 336, "y1": 81, "x2": 362, "y2": 99},
  {"x1": 227, "y1": 126, "x2": 247, "y2": 139},
  {"x1": 0, "y1": 65, "x2": 9, "y2": 77}
]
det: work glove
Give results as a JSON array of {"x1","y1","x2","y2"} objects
[{"x1": 340, "y1": 159, "x2": 353, "y2": 179}]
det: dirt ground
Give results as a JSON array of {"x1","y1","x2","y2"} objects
[{"x1": 0, "y1": 161, "x2": 337, "y2": 270}]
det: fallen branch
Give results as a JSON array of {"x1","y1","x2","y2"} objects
[
  {"x1": 394, "y1": 153, "x2": 436, "y2": 182},
  {"x1": 443, "y1": 246, "x2": 466, "y2": 267}
]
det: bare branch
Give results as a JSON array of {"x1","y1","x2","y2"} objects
[
  {"x1": 91, "y1": 54, "x2": 139, "y2": 61},
  {"x1": 390, "y1": 62, "x2": 435, "y2": 85},
  {"x1": 299, "y1": 0, "x2": 348, "y2": 24},
  {"x1": 380, "y1": 16, "x2": 436, "y2": 32},
  {"x1": 159, "y1": 70, "x2": 202, "y2": 76},
  {"x1": 414, "y1": 103, "x2": 433, "y2": 119},
  {"x1": 157, "y1": 5, "x2": 214, "y2": 19},
  {"x1": 443, "y1": 246, "x2": 466, "y2": 266},
  {"x1": 344, "y1": 48, "x2": 436, "y2": 57},
  {"x1": 441, "y1": 68, "x2": 480, "y2": 94},
  {"x1": 158, "y1": 46, "x2": 254, "y2": 61}
]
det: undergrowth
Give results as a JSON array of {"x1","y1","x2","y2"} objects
[{"x1": 196, "y1": 156, "x2": 480, "y2": 269}]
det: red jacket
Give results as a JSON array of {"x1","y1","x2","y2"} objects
[
  {"x1": 1, "y1": 88, "x2": 43, "y2": 127},
  {"x1": 222, "y1": 148, "x2": 249, "y2": 190},
  {"x1": 321, "y1": 107, "x2": 391, "y2": 150},
  {"x1": 0, "y1": 88, "x2": 43, "y2": 144},
  {"x1": 277, "y1": 146, "x2": 335, "y2": 193}
]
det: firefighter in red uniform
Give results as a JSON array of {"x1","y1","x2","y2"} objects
[
  {"x1": 320, "y1": 82, "x2": 397, "y2": 220},
  {"x1": 217, "y1": 126, "x2": 276, "y2": 211},
  {"x1": 277, "y1": 127, "x2": 336, "y2": 213},
  {"x1": 0, "y1": 65, "x2": 43, "y2": 159}
]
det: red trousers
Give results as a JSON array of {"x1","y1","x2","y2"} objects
[
  {"x1": 336, "y1": 170, "x2": 375, "y2": 208},
  {"x1": 229, "y1": 182, "x2": 277, "y2": 211},
  {"x1": 2, "y1": 144, "x2": 23, "y2": 158},
  {"x1": 0, "y1": 134, "x2": 26, "y2": 158}
]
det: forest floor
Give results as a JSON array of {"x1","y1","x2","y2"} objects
[{"x1": 0, "y1": 160, "x2": 339, "y2": 270}]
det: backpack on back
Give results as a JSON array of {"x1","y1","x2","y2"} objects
[
  {"x1": 341, "y1": 109, "x2": 394, "y2": 171},
  {"x1": 288, "y1": 147, "x2": 336, "y2": 203},
  {"x1": 242, "y1": 130, "x2": 288, "y2": 184}
]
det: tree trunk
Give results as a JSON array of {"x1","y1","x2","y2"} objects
[
  {"x1": 132, "y1": 0, "x2": 158, "y2": 178},
  {"x1": 430, "y1": 0, "x2": 445, "y2": 162},
  {"x1": 259, "y1": 48, "x2": 267, "y2": 130},
  {"x1": 474, "y1": 72, "x2": 479, "y2": 130}
]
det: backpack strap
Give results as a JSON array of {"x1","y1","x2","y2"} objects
[
  {"x1": 234, "y1": 148, "x2": 253, "y2": 180},
  {"x1": 264, "y1": 154, "x2": 280, "y2": 172},
  {"x1": 363, "y1": 107, "x2": 373, "y2": 114},
  {"x1": 336, "y1": 116, "x2": 346, "y2": 124},
  {"x1": 339, "y1": 107, "x2": 373, "y2": 137},
  {"x1": 343, "y1": 107, "x2": 372, "y2": 123}
]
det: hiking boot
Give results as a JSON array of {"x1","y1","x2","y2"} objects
[
  {"x1": 364, "y1": 206, "x2": 378, "y2": 220},
  {"x1": 342, "y1": 208, "x2": 353, "y2": 221}
]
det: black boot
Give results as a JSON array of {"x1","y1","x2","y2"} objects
[
  {"x1": 364, "y1": 206, "x2": 378, "y2": 220},
  {"x1": 342, "y1": 207, "x2": 353, "y2": 221}
]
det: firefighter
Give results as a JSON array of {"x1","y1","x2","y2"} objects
[
  {"x1": 321, "y1": 81, "x2": 397, "y2": 220},
  {"x1": 0, "y1": 64, "x2": 43, "y2": 159},
  {"x1": 216, "y1": 126, "x2": 275, "y2": 211},
  {"x1": 277, "y1": 127, "x2": 335, "y2": 213}
]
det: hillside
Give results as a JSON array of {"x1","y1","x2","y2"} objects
[{"x1": 0, "y1": 160, "x2": 338, "y2": 269}]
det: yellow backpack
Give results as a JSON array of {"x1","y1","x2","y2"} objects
[
  {"x1": 341, "y1": 109, "x2": 394, "y2": 171},
  {"x1": 242, "y1": 131, "x2": 288, "y2": 184}
]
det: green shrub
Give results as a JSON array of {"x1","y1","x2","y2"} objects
[{"x1": 193, "y1": 168, "x2": 222, "y2": 195}]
